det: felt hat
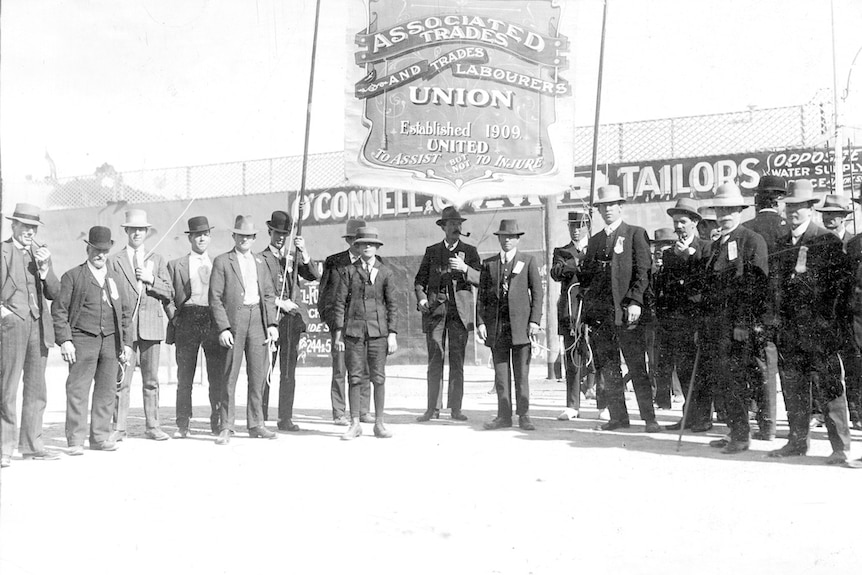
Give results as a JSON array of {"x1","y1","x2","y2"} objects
[
  {"x1": 754, "y1": 175, "x2": 787, "y2": 195},
  {"x1": 666, "y1": 198, "x2": 701, "y2": 221},
  {"x1": 353, "y1": 227, "x2": 384, "y2": 246},
  {"x1": 231, "y1": 215, "x2": 258, "y2": 235},
  {"x1": 593, "y1": 185, "x2": 626, "y2": 205},
  {"x1": 783, "y1": 180, "x2": 817, "y2": 205},
  {"x1": 185, "y1": 216, "x2": 213, "y2": 234},
  {"x1": 266, "y1": 210, "x2": 293, "y2": 234},
  {"x1": 84, "y1": 226, "x2": 113, "y2": 250},
  {"x1": 493, "y1": 219, "x2": 525, "y2": 236},
  {"x1": 708, "y1": 183, "x2": 749, "y2": 209},
  {"x1": 566, "y1": 210, "x2": 590, "y2": 226},
  {"x1": 652, "y1": 228, "x2": 677, "y2": 244},
  {"x1": 342, "y1": 219, "x2": 367, "y2": 238},
  {"x1": 815, "y1": 194, "x2": 852, "y2": 213},
  {"x1": 436, "y1": 206, "x2": 467, "y2": 226}
]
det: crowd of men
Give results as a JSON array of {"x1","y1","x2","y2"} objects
[{"x1": 2, "y1": 175, "x2": 862, "y2": 468}]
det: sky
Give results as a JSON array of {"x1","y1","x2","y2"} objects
[{"x1": 1, "y1": 0, "x2": 861, "y2": 187}]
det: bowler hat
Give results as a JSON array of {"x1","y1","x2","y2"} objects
[
  {"x1": 652, "y1": 228, "x2": 677, "y2": 244},
  {"x1": 231, "y1": 215, "x2": 258, "y2": 235},
  {"x1": 754, "y1": 175, "x2": 787, "y2": 195},
  {"x1": 493, "y1": 219, "x2": 525, "y2": 236},
  {"x1": 342, "y1": 219, "x2": 367, "y2": 238},
  {"x1": 666, "y1": 198, "x2": 701, "y2": 221},
  {"x1": 816, "y1": 194, "x2": 852, "y2": 213},
  {"x1": 267, "y1": 210, "x2": 293, "y2": 234},
  {"x1": 84, "y1": 226, "x2": 114, "y2": 250},
  {"x1": 708, "y1": 183, "x2": 750, "y2": 209},
  {"x1": 783, "y1": 180, "x2": 817, "y2": 205},
  {"x1": 185, "y1": 216, "x2": 213, "y2": 234},
  {"x1": 436, "y1": 206, "x2": 467, "y2": 226},
  {"x1": 593, "y1": 185, "x2": 626, "y2": 205},
  {"x1": 5, "y1": 203, "x2": 43, "y2": 226},
  {"x1": 566, "y1": 210, "x2": 590, "y2": 226},
  {"x1": 353, "y1": 227, "x2": 384, "y2": 246},
  {"x1": 121, "y1": 209, "x2": 151, "y2": 228}
]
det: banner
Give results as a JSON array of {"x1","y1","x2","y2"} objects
[
  {"x1": 345, "y1": 1, "x2": 575, "y2": 205},
  {"x1": 570, "y1": 147, "x2": 862, "y2": 203}
]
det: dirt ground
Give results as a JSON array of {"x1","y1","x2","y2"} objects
[{"x1": 1, "y1": 358, "x2": 861, "y2": 575}]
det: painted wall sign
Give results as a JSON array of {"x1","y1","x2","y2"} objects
[{"x1": 345, "y1": 0, "x2": 574, "y2": 205}]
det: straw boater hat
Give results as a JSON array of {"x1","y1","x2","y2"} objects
[
  {"x1": 782, "y1": 180, "x2": 817, "y2": 205},
  {"x1": 493, "y1": 219, "x2": 525, "y2": 236},
  {"x1": 566, "y1": 210, "x2": 590, "y2": 226},
  {"x1": 121, "y1": 209, "x2": 151, "y2": 228},
  {"x1": 666, "y1": 198, "x2": 701, "y2": 221},
  {"x1": 436, "y1": 206, "x2": 467, "y2": 226},
  {"x1": 84, "y1": 226, "x2": 113, "y2": 250},
  {"x1": 231, "y1": 215, "x2": 258, "y2": 235},
  {"x1": 708, "y1": 183, "x2": 750, "y2": 209},
  {"x1": 266, "y1": 210, "x2": 293, "y2": 234},
  {"x1": 353, "y1": 227, "x2": 384, "y2": 246},
  {"x1": 185, "y1": 216, "x2": 213, "y2": 234},
  {"x1": 593, "y1": 185, "x2": 626, "y2": 205},
  {"x1": 5, "y1": 203, "x2": 43, "y2": 226},
  {"x1": 754, "y1": 175, "x2": 787, "y2": 196},
  {"x1": 652, "y1": 228, "x2": 677, "y2": 244},
  {"x1": 342, "y1": 219, "x2": 367, "y2": 238},
  {"x1": 815, "y1": 194, "x2": 852, "y2": 213}
]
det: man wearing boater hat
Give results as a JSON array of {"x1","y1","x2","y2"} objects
[
  {"x1": 258, "y1": 209, "x2": 319, "y2": 432},
  {"x1": 700, "y1": 183, "x2": 768, "y2": 454},
  {"x1": 578, "y1": 185, "x2": 659, "y2": 433},
  {"x1": 52, "y1": 226, "x2": 134, "y2": 454},
  {"x1": 1, "y1": 204, "x2": 61, "y2": 467},
  {"x1": 414, "y1": 206, "x2": 481, "y2": 422},
  {"x1": 768, "y1": 181, "x2": 853, "y2": 464},
  {"x1": 550, "y1": 209, "x2": 594, "y2": 420},
  {"x1": 165, "y1": 216, "x2": 225, "y2": 437},
  {"x1": 318, "y1": 219, "x2": 373, "y2": 425},
  {"x1": 108, "y1": 209, "x2": 173, "y2": 441},
  {"x1": 477, "y1": 219, "x2": 543, "y2": 431},
  {"x1": 209, "y1": 215, "x2": 280, "y2": 445}
]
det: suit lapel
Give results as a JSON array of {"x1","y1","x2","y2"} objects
[
  {"x1": 228, "y1": 250, "x2": 244, "y2": 290},
  {"x1": 116, "y1": 249, "x2": 138, "y2": 294},
  {"x1": 178, "y1": 255, "x2": 191, "y2": 295},
  {"x1": 2, "y1": 242, "x2": 20, "y2": 290}
]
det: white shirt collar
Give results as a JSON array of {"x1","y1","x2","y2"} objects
[
  {"x1": 499, "y1": 248, "x2": 517, "y2": 262},
  {"x1": 605, "y1": 219, "x2": 622, "y2": 234},
  {"x1": 268, "y1": 244, "x2": 282, "y2": 257},
  {"x1": 349, "y1": 252, "x2": 360, "y2": 263},
  {"x1": 678, "y1": 233, "x2": 695, "y2": 249},
  {"x1": 791, "y1": 219, "x2": 810, "y2": 240},
  {"x1": 361, "y1": 256, "x2": 376, "y2": 268},
  {"x1": 11, "y1": 237, "x2": 27, "y2": 251},
  {"x1": 444, "y1": 239, "x2": 459, "y2": 251},
  {"x1": 190, "y1": 251, "x2": 209, "y2": 260},
  {"x1": 86, "y1": 261, "x2": 107, "y2": 283},
  {"x1": 720, "y1": 224, "x2": 739, "y2": 242},
  {"x1": 575, "y1": 236, "x2": 589, "y2": 251}
]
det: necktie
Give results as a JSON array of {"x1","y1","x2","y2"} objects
[
  {"x1": 604, "y1": 231, "x2": 614, "y2": 259},
  {"x1": 135, "y1": 249, "x2": 145, "y2": 291}
]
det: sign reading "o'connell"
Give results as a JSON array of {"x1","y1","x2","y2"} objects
[{"x1": 345, "y1": 1, "x2": 575, "y2": 205}]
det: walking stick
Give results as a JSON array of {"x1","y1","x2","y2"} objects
[{"x1": 676, "y1": 343, "x2": 701, "y2": 452}]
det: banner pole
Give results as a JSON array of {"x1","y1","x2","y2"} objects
[{"x1": 588, "y1": 0, "x2": 609, "y2": 210}]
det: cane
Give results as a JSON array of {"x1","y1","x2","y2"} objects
[{"x1": 676, "y1": 343, "x2": 701, "y2": 452}]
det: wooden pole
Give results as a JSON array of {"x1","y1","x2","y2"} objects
[{"x1": 588, "y1": 0, "x2": 609, "y2": 210}]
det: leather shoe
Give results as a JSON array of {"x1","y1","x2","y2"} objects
[
  {"x1": 68, "y1": 445, "x2": 84, "y2": 456},
  {"x1": 721, "y1": 440, "x2": 750, "y2": 454},
  {"x1": 249, "y1": 426, "x2": 277, "y2": 439},
  {"x1": 277, "y1": 420, "x2": 300, "y2": 432},
  {"x1": 483, "y1": 417, "x2": 513, "y2": 430},
  {"x1": 768, "y1": 442, "x2": 807, "y2": 458},
  {"x1": 215, "y1": 430, "x2": 231, "y2": 445},
  {"x1": 825, "y1": 451, "x2": 847, "y2": 465},
  {"x1": 690, "y1": 422, "x2": 713, "y2": 433},
  {"x1": 519, "y1": 415, "x2": 536, "y2": 431},
  {"x1": 846, "y1": 458, "x2": 862, "y2": 469},
  {"x1": 373, "y1": 422, "x2": 393, "y2": 438},
  {"x1": 664, "y1": 421, "x2": 693, "y2": 431},
  {"x1": 450, "y1": 410, "x2": 468, "y2": 421},
  {"x1": 598, "y1": 419, "x2": 630, "y2": 431},
  {"x1": 360, "y1": 414, "x2": 377, "y2": 424},
  {"x1": 90, "y1": 440, "x2": 119, "y2": 451},
  {"x1": 333, "y1": 415, "x2": 350, "y2": 426},
  {"x1": 341, "y1": 422, "x2": 363, "y2": 440},
  {"x1": 644, "y1": 421, "x2": 662, "y2": 433},
  {"x1": 852, "y1": 419, "x2": 862, "y2": 431},
  {"x1": 0, "y1": 455, "x2": 10, "y2": 468},
  {"x1": 709, "y1": 438, "x2": 729, "y2": 448},
  {"x1": 145, "y1": 428, "x2": 170, "y2": 441},
  {"x1": 752, "y1": 430, "x2": 775, "y2": 441},
  {"x1": 22, "y1": 450, "x2": 61, "y2": 461},
  {"x1": 173, "y1": 427, "x2": 190, "y2": 439},
  {"x1": 416, "y1": 410, "x2": 437, "y2": 422},
  {"x1": 109, "y1": 430, "x2": 127, "y2": 442}
]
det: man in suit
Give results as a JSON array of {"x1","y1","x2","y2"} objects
[
  {"x1": 846, "y1": 196, "x2": 862, "y2": 431},
  {"x1": 318, "y1": 219, "x2": 372, "y2": 425},
  {"x1": 477, "y1": 219, "x2": 543, "y2": 431},
  {"x1": 741, "y1": 175, "x2": 786, "y2": 440},
  {"x1": 579, "y1": 185, "x2": 659, "y2": 433},
  {"x1": 258, "y1": 210, "x2": 320, "y2": 432},
  {"x1": 1, "y1": 204, "x2": 61, "y2": 467},
  {"x1": 414, "y1": 206, "x2": 481, "y2": 422},
  {"x1": 165, "y1": 216, "x2": 224, "y2": 438},
  {"x1": 653, "y1": 199, "x2": 712, "y2": 431},
  {"x1": 109, "y1": 209, "x2": 173, "y2": 441},
  {"x1": 52, "y1": 226, "x2": 134, "y2": 454},
  {"x1": 332, "y1": 227, "x2": 398, "y2": 440},
  {"x1": 769, "y1": 181, "x2": 853, "y2": 464},
  {"x1": 701, "y1": 183, "x2": 769, "y2": 454},
  {"x1": 209, "y1": 215, "x2": 280, "y2": 445},
  {"x1": 550, "y1": 209, "x2": 592, "y2": 420}
]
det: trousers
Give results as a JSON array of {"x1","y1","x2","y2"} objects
[
  {"x1": 65, "y1": 331, "x2": 118, "y2": 446},
  {"x1": 219, "y1": 304, "x2": 267, "y2": 432},
  {"x1": 114, "y1": 339, "x2": 162, "y2": 432},
  {"x1": 1, "y1": 313, "x2": 48, "y2": 456}
]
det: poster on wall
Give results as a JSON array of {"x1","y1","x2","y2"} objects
[{"x1": 345, "y1": 0, "x2": 574, "y2": 205}]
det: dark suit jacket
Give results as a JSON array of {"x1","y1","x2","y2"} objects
[
  {"x1": 108, "y1": 248, "x2": 172, "y2": 342},
  {"x1": 257, "y1": 247, "x2": 319, "y2": 328},
  {"x1": 653, "y1": 236, "x2": 712, "y2": 319},
  {"x1": 1, "y1": 239, "x2": 60, "y2": 347},
  {"x1": 209, "y1": 249, "x2": 277, "y2": 335},
  {"x1": 743, "y1": 209, "x2": 786, "y2": 255},
  {"x1": 476, "y1": 251, "x2": 543, "y2": 348},
  {"x1": 333, "y1": 258, "x2": 398, "y2": 338},
  {"x1": 51, "y1": 262, "x2": 133, "y2": 348},
  {"x1": 414, "y1": 240, "x2": 481, "y2": 332},
  {"x1": 579, "y1": 221, "x2": 652, "y2": 326},
  {"x1": 550, "y1": 241, "x2": 587, "y2": 334}
]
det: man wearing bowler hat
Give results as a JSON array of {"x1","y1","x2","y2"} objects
[
  {"x1": 209, "y1": 215, "x2": 280, "y2": 445},
  {"x1": 414, "y1": 206, "x2": 481, "y2": 422},
  {"x1": 579, "y1": 185, "x2": 659, "y2": 433},
  {"x1": 258, "y1": 209, "x2": 320, "y2": 432},
  {"x1": 1, "y1": 203, "x2": 61, "y2": 467},
  {"x1": 768, "y1": 181, "x2": 853, "y2": 464},
  {"x1": 52, "y1": 226, "x2": 134, "y2": 454},
  {"x1": 550, "y1": 209, "x2": 594, "y2": 420},
  {"x1": 108, "y1": 209, "x2": 173, "y2": 441},
  {"x1": 700, "y1": 183, "x2": 769, "y2": 454},
  {"x1": 165, "y1": 216, "x2": 225, "y2": 437},
  {"x1": 318, "y1": 219, "x2": 373, "y2": 425},
  {"x1": 477, "y1": 219, "x2": 543, "y2": 431}
]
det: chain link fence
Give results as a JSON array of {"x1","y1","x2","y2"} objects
[{"x1": 46, "y1": 92, "x2": 838, "y2": 210}]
